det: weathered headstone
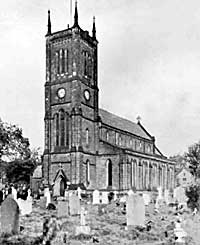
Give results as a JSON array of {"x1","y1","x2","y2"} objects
[
  {"x1": 39, "y1": 196, "x2": 47, "y2": 209},
  {"x1": 0, "y1": 197, "x2": 20, "y2": 234},
  {"x1": 57, "y1": 200, "x2": 69, "y2": 218},
  {"x1": 69, "y1": 193, "x2": 81, "y2": 215},
  {"x1": 174, "y1": 221, "x2": 187, "y2": 243},
  {"x1": 120, "y1": 195, "x2": 127, "y2": 203},
  {"x1": 126, "y1": 192, "x2": 145, "y2": 228},
  {"x1": 53, "y1": 179, "x2": 60, "y2": 197},
  {"x1": 92, "y1": 190, "x2": 100, "y2": 205},
  {"x1": 44, "y1": 187, "x2": 51, "y2": 208},
  {"x1": 17, "y1": 198, "x2": 32, "y2": 216},
  {"x1": 75, "y1": 207, "x2": 90, "y2": 236},
  {"x1": 77, "y1": 187, "x2": 82, "y2": 200},
  {"x1": 157, "y1": 186, "x2": 163, "y2": 199},
  {"x1": 143, "y1": 193, "x2": 151, "y2": 206},
  {"x1": 100, "y1": 192, "x2": 108, "y2": 204},
  {"x1": 11, "y1": 186, "x2": 17, "y2": 201},
  {"x1": 113, "y1": 191, "x2": 118, "y2": 201}
]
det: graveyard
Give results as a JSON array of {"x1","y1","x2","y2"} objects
[{"x1": 0, "y1": 187, "x2": 200, "y2": 245}]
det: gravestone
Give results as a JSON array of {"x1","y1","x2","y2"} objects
[
  {"x1": 126, "y1": 192, "x2": 145, "y2": 228},
  {"x1": 11, "y1": 186, "x2": 17, "y2": 201},
  {"x1": 69, "y1": 193, "x2": 81, "y2": 215},
  {"x1": 1, "y1": 197, "x2": 20, "y2": 234},
  {"x1": 143, "y1": 193, "x2": 151, "y2": 206},
  {"x1": 174, "y1": 221, "x2": 187, "y2": 243},
  {"x1": 57, "y1": 200, "x2": 69, "y2": 218},
  {"x1": 157, "y1": 186, "x2": 163, "y2": 199},
  {"x1": 75, "y1": 207, "x2": 91, "y2": 236},
  {"x1": 113, "y1": 191, "x2": 118, "y2": 201},
  {"x1": 77, "y1": 187, "x2": 82, "y2": 200},
  {"x1": 17, "y1": 198, "x2": 32, "y2": 216},
  {"x1": 92, "y1": 190, "x2": 100, "y2": 205},
  {"x1": 53, "y1": 179, "x2": 61, "y2": 197},
  {"x1": 44, "y1": 187, "x2": 51, "y2": 208},
  {"x1": 100, "y1": 192, "x2": 108, "y2": 204},
  {"x1": 120, "y1": 195, "x2": 127, "y2": 203},
  {"x1": 39, "y1": 196, "x2": 47, "y2": 209}
]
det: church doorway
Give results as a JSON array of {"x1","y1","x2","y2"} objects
[{"x1": 59, "y1": 178, "x2": 65, "y2": 196}]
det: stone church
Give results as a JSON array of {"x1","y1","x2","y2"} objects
[{"x1": 42, "y1": 2, "x2": 175, "y2": 195}]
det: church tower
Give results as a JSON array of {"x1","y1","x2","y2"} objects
[{"x1": 43, "y1": 2, "x2": 99, "y2": 189}]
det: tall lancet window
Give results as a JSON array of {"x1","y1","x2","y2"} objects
[
  {"x1": 55, "y1": 113, "x2": 59, "y2": 146},
  {"x1": 55, "y1": 51, "x2": 60, "y2": 74},
  {"x1": 61, "y1": 49, "x2": 65, "y2": 74},
  {"x1": 107, "y1": 159, "x2": 112, "y2": 187},
  {"x1": 84, "y1": 52, "x2": 87, "y2": 76},
  {"x1": 66, "y1": 112, "x2": 69, "y2": 149},
  {"x1": 65, "y1": 49, "x2": 69, "y2": 73},
  {"x1": 86, "y1": 160, "x2": 90, "y2": 185},
  {"x1": 86, "y1": 128, "x2": 89, "y2": 145},
  {"x1": 60, "y1": 110, "x2": 65, "y2": 146}
]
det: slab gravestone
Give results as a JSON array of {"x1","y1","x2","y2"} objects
[
  {"x1": 44, "y1": 187, "x2": 51, "y2": 208},
  {"x1": 69, "y1": 193, "x2": 80, "y2": 215},
  {"x1": 77, "y1": 187, "x2": 82, "y2": 200},
  {"x1": 1, "y1": 197, "x2": 20, "y2": 234},
  {"x1": 126, "y1": 192, "x2": 145, "y2": 228},
  {"x1": 39, "y1": 196, "x2": 47, "y2": 209},
  {"x1": 92, "y1": 190, "x2": 100, "y2": 204},
  {"x1": 11, "y1": 187, "x2": 17, "y2": 201},
  {"x1": 100, "y1": 192, "x2": 108, "y2": 204},
  {"x1": 143, "y1": 193, "x2": 151, "y2": 206},
  {"x1": 57, "y1": 200, "x2": 69, "y2": 218},
  {"x1": 75, "y1": 206, "x2": 90, "y2": 235}
]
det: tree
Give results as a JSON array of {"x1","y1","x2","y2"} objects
[
  {"x1": 0, "y1": 119, "x2": 41, "y2": 183},
  {"x1": 185, "y1": 141, "x2": 200, "y2": 178},
  {"x1": 0, "y1": 120, "x2": 30, "y2": 162}
]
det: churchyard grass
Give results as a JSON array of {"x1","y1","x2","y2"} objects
[{"x1": 0, "y1": 198, "x2": 199, "y2": 244}]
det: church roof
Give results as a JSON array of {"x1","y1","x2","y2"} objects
[{"x1": 99, "y1": 109, "x2": 152, "y2": 140}]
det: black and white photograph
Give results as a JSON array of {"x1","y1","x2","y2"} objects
[{"x1": 0, "y1": 0, "x2": 200, "y2": 244}]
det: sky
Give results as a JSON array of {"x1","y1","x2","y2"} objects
[{"x1": 1, "y1": 0, "x2": 200, "y2": 156}]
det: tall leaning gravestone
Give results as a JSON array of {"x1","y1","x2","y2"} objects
[
  {"x1": 1, "y1": 197, "x2": 20, "y2": 235},
  {"x1": 126, "y1": 192, "x2": 145, "y2": 228}
]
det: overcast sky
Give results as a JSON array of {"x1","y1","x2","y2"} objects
[{"x1": 1, "y1": 0, "x2": 200, "y2": 156}]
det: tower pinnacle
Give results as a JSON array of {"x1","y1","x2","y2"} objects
[
  {"x1": 47, "y1": 10, "x2": 51, "y2": 35},
  {"x1": 74, "y1": 0, "x2": 78, "y2": 27},
  {"x1": 92, "y1": 16, "x2": 96, "y2": 39}
]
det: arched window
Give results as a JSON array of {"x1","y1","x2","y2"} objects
[
  {"x1": 86, "y1": 128, "x2": 89, "y2": 145},
  {"x1": 65, "y1": 49, "x2": 69, "y2": 73},
  {"x1": 55, "y1": 51, "x2": 60, "y2": 74},
  {"x1": 119, "y1": 135, "x2": 122, "y2": 146},
  {"x1": 115, "y1": 132, "x2": 119, "y2": 145},
  {"x1": 84, "y1": 52, "x2": 87, "y2": 76},
  {"x1": 131, "y1": 160, "x2": 134, "y2": 187},
  {"x1": 61, "y1": 49, "x2": 65, "y2": 74},
  {"x1": 55, "y1": 113, "x2": 59, "y2": 146},
  {"x1": 107, "y1": 159, "x2": 112, "y2": 187},
  {"x1": 60, "y1": 110, "x2": 65, "y2": 146},
  {"x1": 66, "y1": 112, "x2": 69, "y2": 149},
  {"x1": 106, "y1": 130, "x2": 109, "y2": 141},
  {"x1": 86, "y1": 160, "x2": 90, "y2": 185}
]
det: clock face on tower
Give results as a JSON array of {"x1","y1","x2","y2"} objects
[
  {"x1": 84, "y1": 89, "x2": 90, "y2": 101},
  {"x1": 57, "y1": 88, "x2": 66, "y2": 98}
]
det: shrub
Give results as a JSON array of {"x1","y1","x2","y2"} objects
[{"x1": 185, "y1": 184, "x2": 200, "y2": 210}]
